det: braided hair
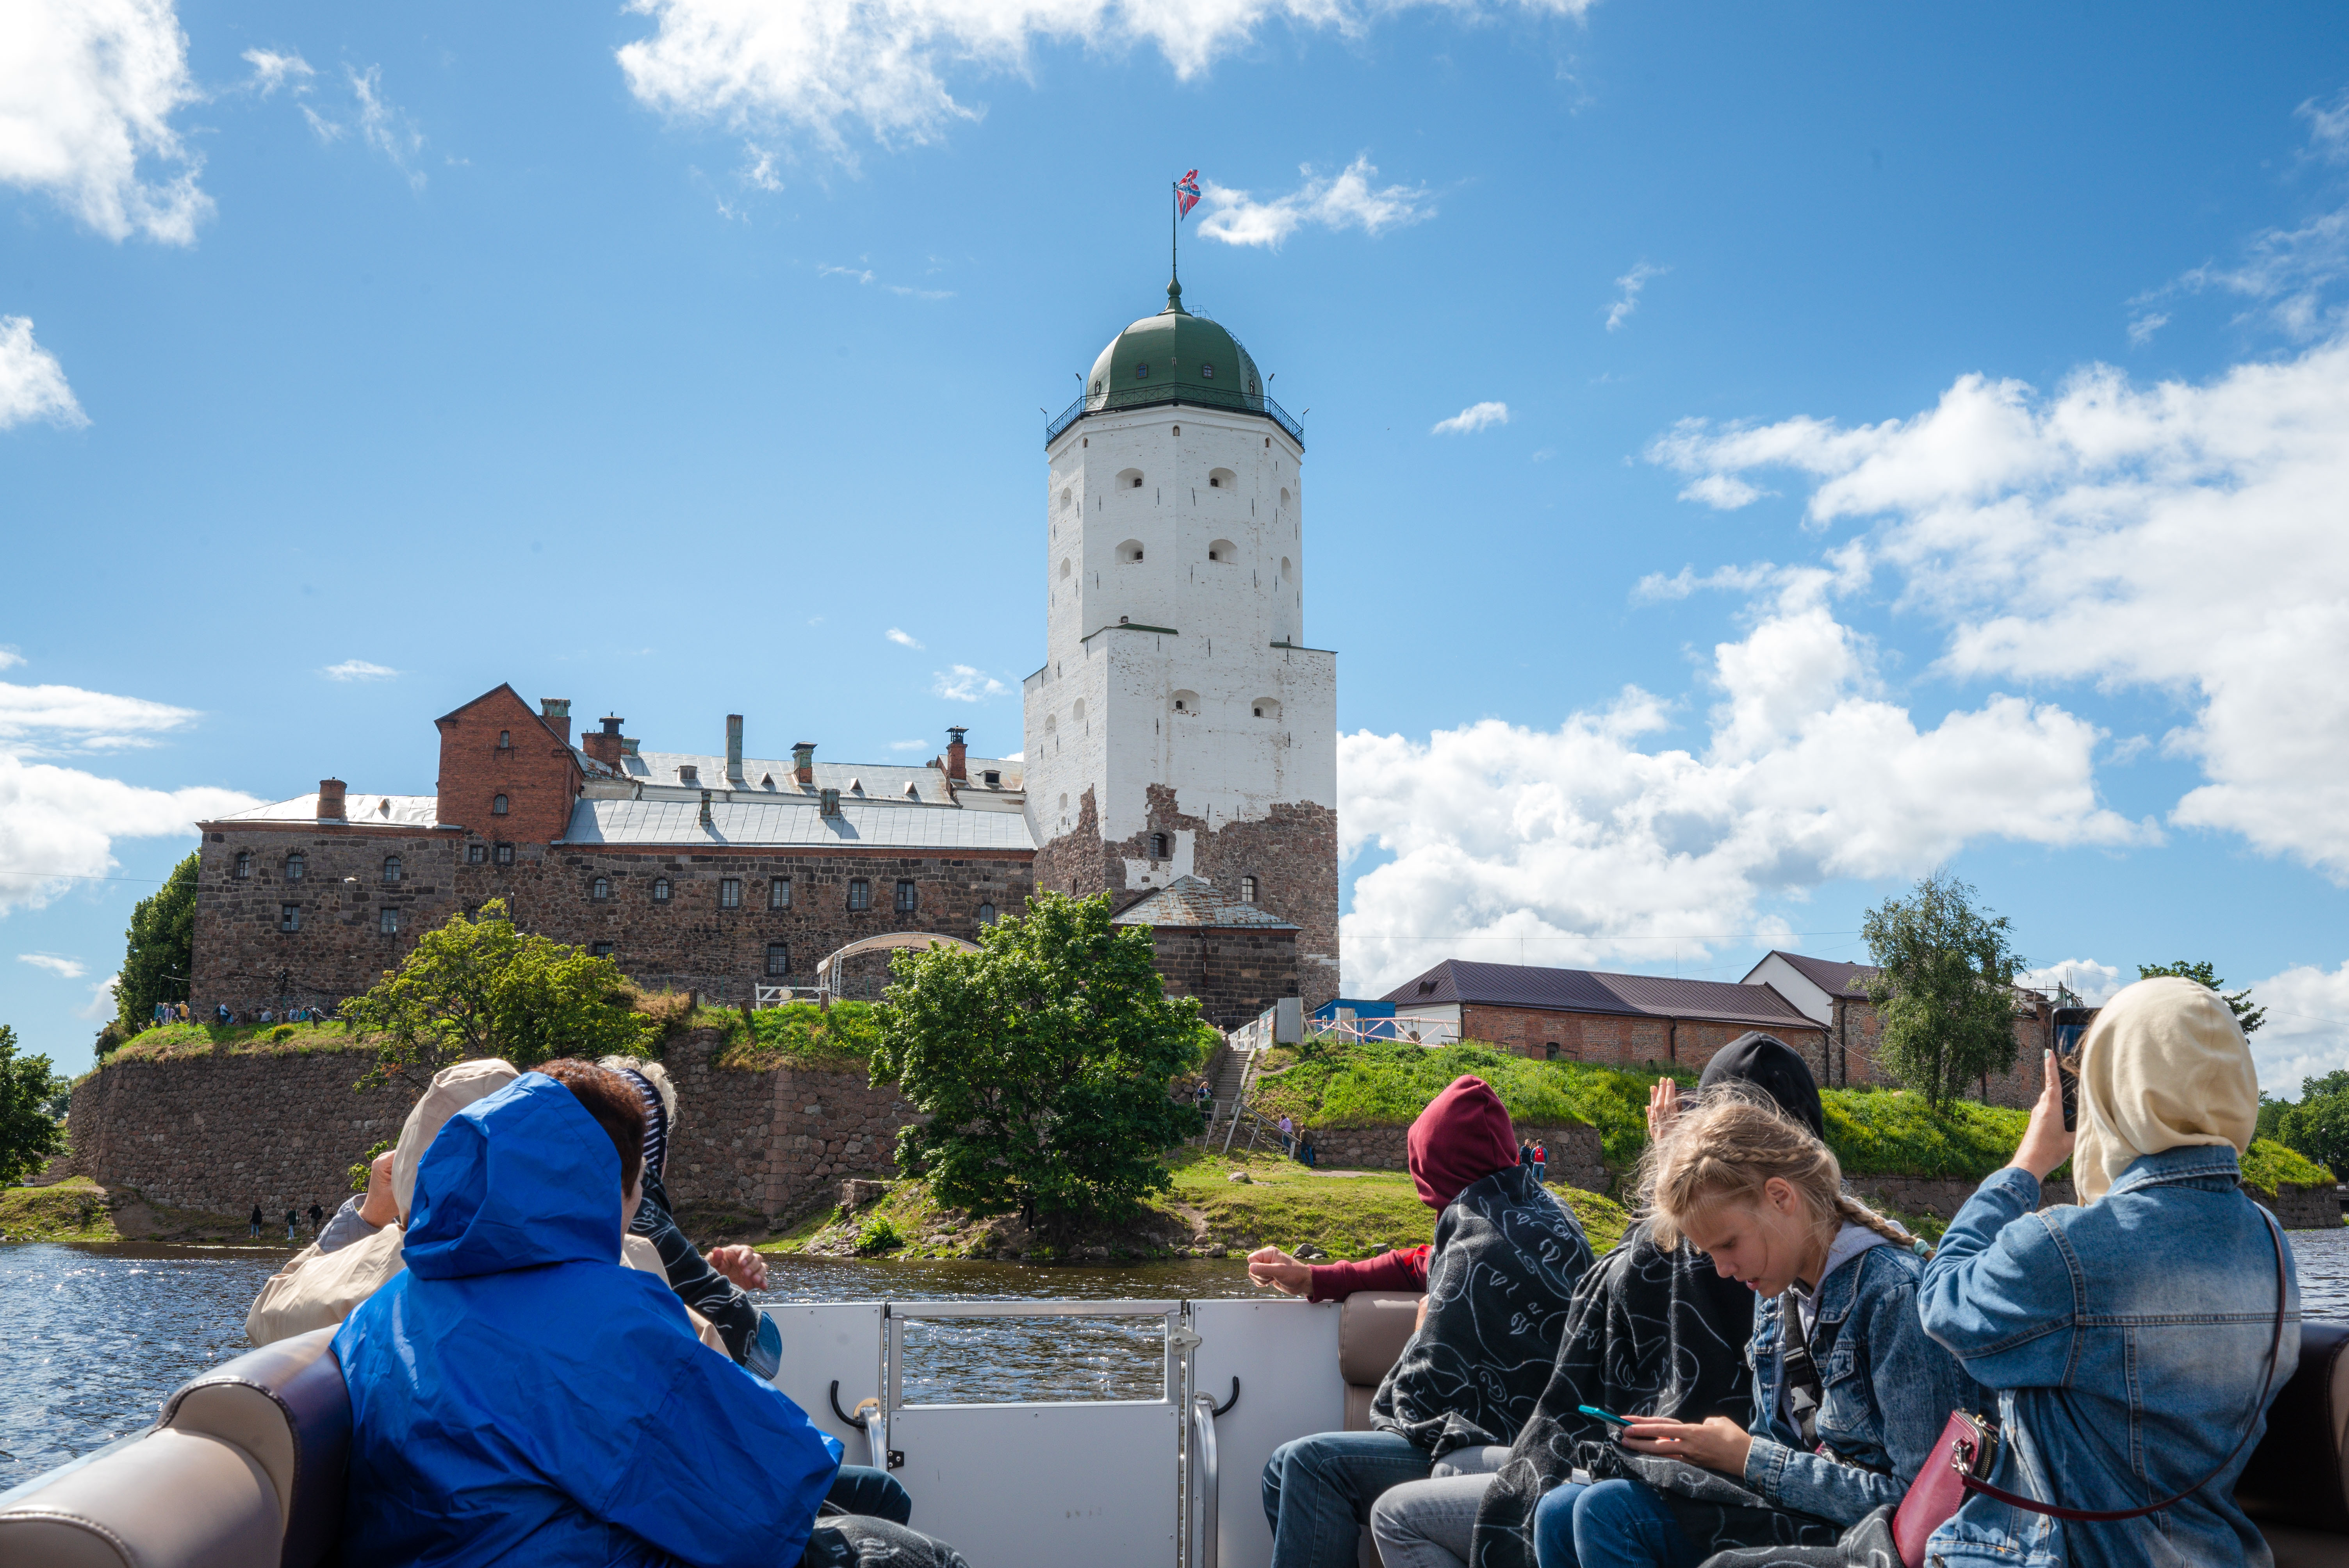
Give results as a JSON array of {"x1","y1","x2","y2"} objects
[{"x1": 1640, "y1": 1087, "x2": 1931, "y2": 1260}]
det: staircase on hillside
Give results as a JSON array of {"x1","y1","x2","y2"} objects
[{"x1": 1198, "y1": 1042, "x2": 1255, "y2": 1146}]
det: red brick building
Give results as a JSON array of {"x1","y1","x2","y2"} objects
[{"x1": 1741, "y1": 949, "x2": 2060, "y2": 1109}]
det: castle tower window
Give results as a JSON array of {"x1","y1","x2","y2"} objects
[
  {"x1": 1072, "y1": 698, "x2": 1086, "y2": 724},
  {"x1": 467, "y1": 844, "x2": 487, "y2": 865},
  {"x1": 592, "y1": 877, "x2": 610, "y2": 902},
  {"x1": 765, "y1": 943, "x2": 790, "y2": 977},
  {"x1": 382, "y1": 855, "x2": 402, "y2": 885},
  {"x1": 1209, "y1": 468, "x2": 1236, "y2": 489},
  {"x1": 1201, "y1": 362, "x2": 1215, "y2": 379},
  {"x1": 1117, "y1": 538, "x2": 1145, "y2": 563},
  {"x1": 1172, "y1": 690, "x2": 1198, "y2": 714},
  {"x1": 285, "y1": 853, "x2": 306, "y2": 883},
  {"x1": 1240, "y1": 875, "x2": 1259, "y2": 904},
  {"x1": 720, "y1": 878, "x2": 742, "y2": 909},
  {"x1": 1060, "y1": 558, "x2": 1071, "y2": 579},
  {"x1": 977, "y1": 902, "x2": 996, "y2": 926},
  {"x1": 280, "y1": 904, "x2": 301, "y2": 932},
  {"x1": 848, "y1": 879, "x2": 872, "y2": 911},
  {"x1": 234, "y1": 852, "x2": 252, "y2": 879},
  {"x1": 894, "y1": 880, "x2": 918, "y2": 913},
  {"x1": 498, "y1": 731, "x2": 511, "y2": 748},
  {"x1": 380, "y1": 907, "x2": 401, "y2": 935},
  {"x1": 1116, "y1": 469, "x2": 1144, "y2": 490},
  {"x1": 769, "y1": 876, "x2": 791, "y2": 910},
  {"x1": 591, "y1": 942, "x2": 614, "y2": 959},
  {"x1": 494, "y1": 844, "x2": 515, "y2": 866},
  {"x1": 1208, "y1": 538, "x2": 1237, "y2": 563},
  {"x1": 492, "y1": 794, "x2": 509, "y2": 815},
  {"x1": 652, "y1": 877, "x2": 672, "y2": 903},
  {"x1": 1151, "y1": 832, "x2": 1169, "y2": 859},
  {"x1": 1252, "y1": 698, "x2": 1281, "y2": 720}
]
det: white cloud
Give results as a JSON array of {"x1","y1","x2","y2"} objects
[
  {"x1": 819, "y1": 262, "x2": 952, "y2": 299},
  {"x1": 1338, "y1": 587, "x2": 2145, "y2": 994},
  {"x1": 2019, "y1": 957, "x2": 2124, "y2": 1006},
  {"x1": 1605, "y1": 261, "x2": 1664, "y2": 331},
  {"x1": 931, "y1": 665, "x2": 1009, "y2": 702},
  {"x1": 17, "y1": 952, "x2": 86, "y2": 978},
  {"x1": 348, "y1": 66, "x2": 426, "y2": 190},
  {"x1": 1647, "y1": 330, "x2": 2349, "y2": 884},
  {"x1": 2126, "y1": 310, "x2": 2169, "y2": 347},
  {"x1": 0, "y1": 753, "x2": 255, "y2": 916},
  {"x1": 242, "y1": 48, "x2": 314, "y2": 96},
  {"x1": 620, "y1": 0, "x2": 1592, "y2": 155},
  {"x1": 885, "y1": 627, "x2": 924, "y2": 649},
  {"x1": 1196, "y1": 157, "x2": 1435, "y2": 249},
  {"x1": 0, "y1": 650, "x2": 21, "y2": 671},
  {"x1": 301, "y1": 104, "x2": 344, "y2": 143},
  {"x1": 76, "y1": 973, "x2": 119, "y2": 1020},
  {"x1": 742, "y1": 142, "x2": 784, "y2": 191},
  {"x1": 320, "y1": 659, "x2": 398, "y2": 682},
  {"x1": 888, "y1": 738, "x2": 927, "y2": 751},
  {"x1": 2244, "y1": 959, "x2": 2349, "y2": 1089},
  {"x1": 2301, "y1": 87, "x2": 2349, "y2": 166},
  {"x1": 1431, "y1": 401, "x2": 1508, "y2": 436},
  {"x1": 1678, "y1": 473, "x2": 1762, "y2": 510},
  {"x1": 0, "y1": 317, "x2": 88, "y2": 430},
  {"x1": 0, "y1": 0, "x2": 211, "y2": 242},
  {"x1": 0, "y1": 672, "x2": 201, "y2": 753}
]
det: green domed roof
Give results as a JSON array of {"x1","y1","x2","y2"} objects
[{"x1": 1047, "y1": 281, "x2": 1304, "y2": 447}]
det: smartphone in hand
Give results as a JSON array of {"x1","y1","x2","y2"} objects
[
  {"x1": 1577, "y1": 1404, "x2": 1633, "y2": 1429},
  {"x1": 2053, "y1": 1009, "x2": 2094, "y2": 1131}
]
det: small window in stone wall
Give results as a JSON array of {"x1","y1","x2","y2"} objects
[
  {"x1": 285, "y1": 853, "x2": 306, "y2": 883},
  {"x1": 494, "y1": 844, "x2": 515, "y2": 866},
  {"x1": 591, "y1": 942, "x2": 613, "y2": 959},
  {"x1": 280, "y1": 904, "x2": 301, "y2": 932},
  {"x1": 895, "y1": 879, "x2": 917, "y2": 913},
  {"x1": 234, "y1": 852, "x2": 252, "y2": 879},
  {"x1": 1151, "y1": 832, "x2": 1169, "y2": 859},
  {"x1": 592, "y1": 877, "x2": 610, "y2": 902},
  {"x1": 383, "y1": 855, "x2": 402, "y2": 884},
  {"x1": 492, "y1": 794, "x2": 509, "y2": 815},
  {"x1": 1241, "y1": 875, "x2": 1259, "y2": 904},
  {"x1": 766, "y1": 943, "x2": 790, "y2": 977},
  {"x1": 848, "y1": 878, "x2": 871, "y2": 911},
  {"x1": 467, "y1": 843, "x2": 487, "y2": 865},
  {"x1": 978, "y1": 902, "x2": 996, "y2": 926},
  {"x1": 769, "y1": 877, "x2": 791, "y2": 910},
  {"x1": 652, "y1": 877, "x2": 672, "y2": 903},
  {"x1": 380, "y1": 907, "x2": 401, "y2": 935}
]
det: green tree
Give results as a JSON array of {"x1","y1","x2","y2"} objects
[
  {"x1": 2135, "y1": 959, "x2": 2266, "y2": 1035},
  {"x1": 1862, "y1": 871, "x2": 2026, "y2": 1109},
  {"x1": 2271, "y1": 1071, "x2": 2349, "y2": 1175},
  {"x1": 339, "y1": 900, "x2": 654, "y2": 1090},
  {"x1": 113, "y1": 852, "x2": 198, "y2": 1032},
  {"x1": 870, "y1": 891, "x2": 1206, "y2": 1238},
  {"x1": 0, "y1": 1026, "x2": 69, "y2": 1184}
]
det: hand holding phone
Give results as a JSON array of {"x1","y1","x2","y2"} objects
[{"x1": 1577, "y1": 1404, "x2": 1632, "y2": 1428}]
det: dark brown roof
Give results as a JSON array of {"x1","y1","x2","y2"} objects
[
  {"x1": 1110, "y1": 875, "x2": 1297, "y2": 930},
  {"x1": 1381, "y1": 959, "x2": 1818, "y2": 1032},
  {"x1": 1762, "y1": 951, "x2": 1880, "y2": 998}
]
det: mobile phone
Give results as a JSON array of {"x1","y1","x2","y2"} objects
[
  {"x1": 1577, "y1": 1404, "x2": 1633, "y2": 1428},
  {"x1": 2053, "y1": 1009, "x2": 2094, "y2": 1131}
]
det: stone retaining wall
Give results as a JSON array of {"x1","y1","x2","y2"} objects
[{"x1": 1299, "y1": 1121, "x2": 1608, "y2": 1194}]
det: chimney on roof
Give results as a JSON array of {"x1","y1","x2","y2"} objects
[
  {"x1": 584, "y1": 715, "x2": 625, "y2": 768},
  {"x1": 317, "y1": 778, "x2": 347, "y2": 822},
  {"x1": 699, "y1": 789, "x2": 714, "y2": 827},
  {"x1": 726, "y1": 715, "x2": 745, "y2": 780},
  {"x1": 620, "y1": 737, "x2": 639, "y2": 756},
  {"x1": 540, "y1": 698, "x2": 572, "y2": 746},
  {"x1": 793, "y1": 742, "x2": 815, "y2": 786},
  {"x1": 819, "y1": 787, "x2": 841, "y2": 817},
  {"x1": 946, "y1": 726, "x2": 968, "y2": 781}
]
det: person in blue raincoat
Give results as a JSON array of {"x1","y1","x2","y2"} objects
[{"x1": 334, "y1": 1060, "x2": 967, "y2": 1568}]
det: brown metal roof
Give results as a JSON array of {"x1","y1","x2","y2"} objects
[
  {"x1": 1110, "y1": 875, "x2": 1297, "y2": 930},
  {"x1": 1382, "y1": 959, "x2": 1818, "y2": 1030},
  {"x1": 1766, "y1": 951, "x2": 1880, "y2": 998}
]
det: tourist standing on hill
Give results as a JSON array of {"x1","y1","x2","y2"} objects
[
  {"x1": 283, "y1": 1208, "x2": 297, "y2": 1241},
  {"x1": 1280, "y1": 1113, "x2": 1296, "y2": 1156},
  {"x1": 1251, "y1": 1075, "x2": 1595, "y2": 1568},
  {"x1": 1912, "y1": 978, "x2": 2298, "y2": 1568},
  {"x1": 307, "y1": 1202, "x2": 323, "y2": 1237}
]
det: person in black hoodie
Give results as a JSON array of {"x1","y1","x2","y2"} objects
[{"x1": 1365, "y1": 1035, "x2": 1826, "y2": 1568}]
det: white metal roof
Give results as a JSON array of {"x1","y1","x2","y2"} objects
[
  {"x1": 560, "y1": 796, "x2": 1036, "y2": 852},
  {"x1": 623, "y1": 750, "x2": 1023, "y2": 799},
  {"x1": 212, "y1": 792, "x2": 444, "y2": 828}
]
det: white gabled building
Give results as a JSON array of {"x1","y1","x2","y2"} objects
[{"x1": 1023, "y1": 278, "x2": 1340, "y2": 1008}]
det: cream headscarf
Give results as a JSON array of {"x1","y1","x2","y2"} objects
[
  {"x1": 392, "y1": 1057, "x2": 522, "y2": 1222},
  {"x1": 2072, "y1": 976, "x2": 2258, "y2": 1202}
]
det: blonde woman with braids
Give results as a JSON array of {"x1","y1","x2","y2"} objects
[{"x1": 1530, "y1": 1093, "x2": 1977, "y2": 1568}]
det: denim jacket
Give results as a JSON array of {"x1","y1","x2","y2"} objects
[
  {"x1": 1742, "y1": 1240, "x2": 1982, "y2": 1526},
  {"x1": 1918, "y1": 1149, "x2": 2300, "y2": 1568}
]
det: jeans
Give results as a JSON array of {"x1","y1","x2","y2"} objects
[
  {"x1": 823, "y1": 1465, "x2": 912, "y2": 1525},
  {"x1": 1262, "y1": 1429, "x2": 1431, "y2": 1568},
  {"x1": 1531, "y1": 1480, "x2": 1697, "y2": 1568},
  {"x1": 1366, "y1": 1446, "x2": 1510, "y2": 1568}
]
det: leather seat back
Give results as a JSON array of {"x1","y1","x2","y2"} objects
[
  {"x1": 2238, "y1": 1320, "x2": 2349, "y2": 1534},
  {"x1": 0, "y1": 1328, "x2": 350, "y2": 1568},
  {"x1": 1338, "y1": 1292, "x2": 1424, "y2": 1431}
]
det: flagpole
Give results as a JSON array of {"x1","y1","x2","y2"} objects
[{"x1": 1170, "y1": 178, "x2": 1179, "y2": 295}]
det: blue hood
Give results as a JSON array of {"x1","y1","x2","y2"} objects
[{"x1": 406, "y1": 1071, "x2": 624, "y2": 1280}]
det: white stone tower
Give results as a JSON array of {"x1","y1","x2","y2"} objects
[{"x1": 1023, "y1": 279, "x2": 1339, "y2": 1007}]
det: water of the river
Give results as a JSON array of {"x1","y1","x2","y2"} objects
[{"x1": 9, "y1": 1228, "x2": 2349, "y2": 1489}]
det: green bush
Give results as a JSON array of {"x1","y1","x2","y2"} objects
[{"x1": 854, "y1": 1215, "x2": 904, "y2": 1255}]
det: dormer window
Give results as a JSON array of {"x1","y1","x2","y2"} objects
[
  {"x1": 1134, "y1": 362, "x2": 1149, "y2": 379},
  {"x1": 678, "y1": 765, "x2": 698, "y2": 784},
  {"x1": 848, "y1": 777, "x2": 864, "y2": 795},
  {"x1": 1417, "y1": 979, "x2": 1438, "y2": 996},
  {"x1": 904, "y1": 781, "x2": 920, "y2": 799},
  {"x1": 1201, "y1": 362, "x2": 1215, "y2": 379},
  {"x1": 983, "y1": 770, "x2": 1001, "y2": 787}
]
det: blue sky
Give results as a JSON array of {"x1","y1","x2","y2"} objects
[{"x1": 7, "y1": 0, "x2": 2349, "y2": 1082}]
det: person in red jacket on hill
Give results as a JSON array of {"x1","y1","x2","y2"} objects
[{"x1": 1249, "y1": 1076, "x2": 1594, "y2": 1568}]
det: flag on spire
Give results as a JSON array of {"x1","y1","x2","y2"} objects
[{"x1": 1174, "y1": 169, "x2": 1201, "y2": 219}]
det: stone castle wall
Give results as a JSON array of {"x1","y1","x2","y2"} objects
[{"x1": 1147, "y1": 926, "x2": 1301, "y2": 1031}]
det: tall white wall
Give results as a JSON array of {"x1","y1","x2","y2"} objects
[{"x1": 1025, "y1": 404, "x2": 1331, "y2": 850}]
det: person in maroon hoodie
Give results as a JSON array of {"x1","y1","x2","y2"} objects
[{"x1": 1251, "y1": 1076, "x2": 1594, "y2": 1568}]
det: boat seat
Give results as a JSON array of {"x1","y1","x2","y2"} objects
[
  {"x1": 2239, "y1": 1320, "x2": 2349, "y2": 1568},
  {"x1": 0, "y1": 1327, "x2": 350, "y2": 1568},
  {"x1": 1338, "y1": 1291, "x2": 1425, "y2": 1433}
]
